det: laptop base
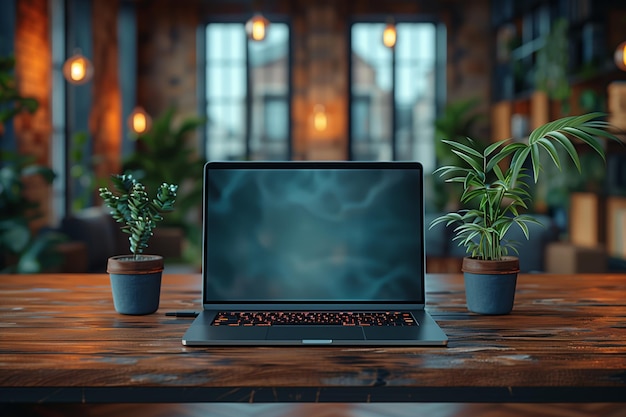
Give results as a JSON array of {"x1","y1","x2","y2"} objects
[{"x1": 183, "y1": 310, "x2": 448, "y2": 346}]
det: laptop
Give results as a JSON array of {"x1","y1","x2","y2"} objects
[{"x1": 182, "y1": 161, "x2": 448, "y2": 346}]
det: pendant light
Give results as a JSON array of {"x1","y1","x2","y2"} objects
[
  {"x1": 383, "y1": 18, "x2": 397, "y2": 49},
  {"x1": 63, "y1": 50, "x2": 93, "y2": 85},
  {"x1": 128, "y1": 107, "x2": 152, "y2": 135},
  {"x1": 313, "y1": 105, "x2": 328, "y2": 132},
  {"x1": 245, "y1": 13, "x2": 270, "y2": 41}
]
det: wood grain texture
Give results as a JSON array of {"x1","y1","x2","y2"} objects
[{"x1": 1, "y1": 273, "x2": 626, "y2": 403}]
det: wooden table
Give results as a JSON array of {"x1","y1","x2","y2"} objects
[{"x1": 1, "y1": 273, "x2": 625, "y2": 404}]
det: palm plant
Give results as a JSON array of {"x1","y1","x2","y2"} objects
[
  {"x1": 99, "y1": 174, "x2": 178, "y2": 259},
  {"x1": 430, "y1": 112, "x2": 620, "y2": 261}
]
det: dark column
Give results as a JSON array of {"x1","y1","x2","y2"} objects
[
  {"x1": 65, "y1": 0, "x2": 93, "y2": 214},
  {"x1": 118, "y1": 0, "x2": 136, "y2": 158},
  {"x1": 0, "y1": 0, "x2": 17, "y2": 152}
]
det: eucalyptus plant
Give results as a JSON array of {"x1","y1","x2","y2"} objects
[
  {"x1": 99, "y1": 174, "x2": 178, "y2": 259},
  {"x1": 430, "y1": 112, "x2": 620, "y2": 261}
]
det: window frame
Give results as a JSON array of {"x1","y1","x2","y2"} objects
[
  {"x1": 198, "y1": 15, "x2": 293, "y2": 162},
  {"x1": 347, "y1": 16, "x2": 446, "y2": 165}
]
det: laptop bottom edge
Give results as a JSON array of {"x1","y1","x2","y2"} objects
[{"x1": 182, "y1": 310, "x2": 448, "y2": 347}]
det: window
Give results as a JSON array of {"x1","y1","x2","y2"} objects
[
  {"x1": 350, "y1": 22, "x2": 444, "y2": 172},
  {"x1": 204, "y1": 21, "x2": 290, "y2": 161}
]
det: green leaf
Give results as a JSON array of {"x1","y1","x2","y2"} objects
[
  {"x1": 485, "y1": 142, "x2": 527, "y2": 173},
  {"x1": 513, "y1": 218, "x2": 531, "y2": 240},
  {"x1": 546, "y1": 131, "x2": 581, "y2": 171},
  {"x1": 529, "y1": 142, "x2": 542, "y2": 182},
  {"x1": 536, "y1": 138, "x2": 561, "y2": 168},
  {"x1": 508, "y1": 147, "x2": 531, "y2": 187},
  {"x1": 441, "y1": 138, "x2": 483, "y2": 158},
  {"x1": 483, "y1": 140, "x2": 504, "y2": 157},
  {"x1": 493, "y1": 163, "x2": 505, "y2": 182},
  {"x1": 562, "y1": 126, "x2": 606, "y2": 161},
  {"x1": 450, "y1": 149, "x2": 482, "y2": 173}
]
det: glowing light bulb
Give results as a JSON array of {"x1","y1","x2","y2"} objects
[
  {"x1": 133, "y1": 113, "x2": 147, "y2": 133},
  {"x1": 313, "y1": 105, "x2": 327, "y2": 131},
  {"x1": 246, "y1": 14, "x2": 269, "y2": 41},
  {"x1": 63, "y1": 52, "x2": 93, "y2": 85},
  {"x1": 128, "y1": 107, "x2": 152, "y2": 134},
  {"x1": 70, "y1": 59, "x2": 86, "y2": 82},
  {"x1": 383, "y1": 23, "x2": 397, "y2": 48}
]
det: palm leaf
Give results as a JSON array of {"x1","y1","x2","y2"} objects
[
  {"x1": 536, "y1": 138, "x2": 561, "y2": 168},
  {"x1": 433, "y1": 111, "x2": 621, "y2": 261},
  {"x1": 442, "y1": 138, "x2": 483, "y2": 158},
  {"x1": 486, "y1": 142, "x2": 527, "y2": 173},
  {"x1": 545, "y1": 131, "x2": 582, "y2": 172},
  {"x1": 507, "y1": 147, "x2": 531, "y2": 186},
  {"x1": 562, "y1": 127, "x2": 606, "y2": 160},
  {"x1": 450, "y1": 149, "x2": 482, "y2": 173}
]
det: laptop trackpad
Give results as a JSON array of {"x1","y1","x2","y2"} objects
[{"x1": 266, "y1": 326, "x2": 365, "y2": 341}]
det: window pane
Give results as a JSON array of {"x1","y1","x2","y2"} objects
[
  {"x1": 395, "y1": 23, "x2": 436, "y2": 171},
  {"x1": 249, "y1": 23, "x2": 289, "y2": 160},
  {"x1": 352, "y1": 23, "x2": 393, "y2": 91},
  {"x1": 351, "y1": 23, "x2": 393, "y2": 161},
  {"x1": 350, "y1": 21, "x2": 440, "y2": 170},
  {"x1": 351, "y1": 96, "x2": 370, "y2": 141},
  {"x1": 206, "y1": 23, "x2": 247, "y2": 160},
  {"x1": 206, "y1": 22, "x2": 290, "y2": 161},
  {"x1": 206, "y1": 101, "x2": 245, "y2": 161},
  {"x1": 207, "y1": 24, "x2": 245, "y2": 61},
  {"x1": 264, "y1": 97, "x2": 288, "y2": 140}
]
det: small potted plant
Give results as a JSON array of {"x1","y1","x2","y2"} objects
[
  {"x1": 99, "y1": 174, "x2": 177, "y2": 315},
  {"x1": 430, "y1": 112, "x2": 619, "y2": 315}
]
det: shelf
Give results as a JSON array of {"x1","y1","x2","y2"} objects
[{"x1": 491, "y1": 0, "x2": 626, "y2": 103}]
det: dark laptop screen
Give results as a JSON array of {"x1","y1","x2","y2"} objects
[{"x1": 203, "y1": 162, "x2": 425, "y2": 304}]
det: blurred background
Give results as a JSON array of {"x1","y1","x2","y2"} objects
[{"x1": 2, "y1": 0, "x2": 626, "y2": 274}]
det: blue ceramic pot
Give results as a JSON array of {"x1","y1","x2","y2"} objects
[
  {"x1": 462, "y1": 257, "x2": 520, "y2": 315},
  {"x1": 107, "y1": 255, "x2": 164, "y2": 315}
]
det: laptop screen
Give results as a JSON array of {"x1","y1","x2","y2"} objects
[{"x1": 203, "y1": 162, "x2": 425, "y2": 304}]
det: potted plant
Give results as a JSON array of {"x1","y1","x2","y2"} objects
[
  {"x1": 430, "y1": 112, "x2": 619, "y2": 315},
  {"x1": 99, "y1": 174, "x2": 177, "y2": 315}
]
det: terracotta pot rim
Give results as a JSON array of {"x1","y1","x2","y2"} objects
[
  {"x1": 107, "y1": 254, "x2": 164, "y2": 275},
  {"x1": 462, "y1": 256, "x2": 520, "y2": 275}
]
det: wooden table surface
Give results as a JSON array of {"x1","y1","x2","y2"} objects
[{"x1": 1, "y1": 273, "x2": 625, "y2": 404}]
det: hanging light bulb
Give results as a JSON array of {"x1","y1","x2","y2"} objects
[
  {"x1": 383, "y1": 19, "x2": 397, "y2": 49},
  {"x1": 245, "y1": 13, "x2": 270, "y2": 41},
  {"x1": 615, "y1": 41, "x2": 626, "y2": 71},
  {"x1": 128, "y1": 107, "x2": 152, "y2": 135},
  {"x1": 313, "y1": 105, "x2": 328, "y2": 132},
  {"x1": 62, "y1": 50, "x2": 93, "y2": 84}
]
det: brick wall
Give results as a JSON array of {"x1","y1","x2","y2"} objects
[
  {"x1": 10, "y1": 0, "x2": 493, "y2": 189},
  {"x1": 14, "y1": 0, "x2": 52, "y2": 229},
  {"x1": 445, "y1": 0, "x2": 491, "y2": 131},
  {"x1": 136, "y1": 0, "x2": 200, "y2": 122},
  {"x1": 132, "y1": 0, "x2": 492, "y2": 160},
  {"x1": 292, "y1": 1, "x2": 348, "y2": 160},
  {"x1": 91, "y1": 0, "x2": 122, "y2": 178}
]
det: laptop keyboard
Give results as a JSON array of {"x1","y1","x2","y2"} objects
[{"x1": 211, "y1": 311, "x2": 418, "y2": 327}]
